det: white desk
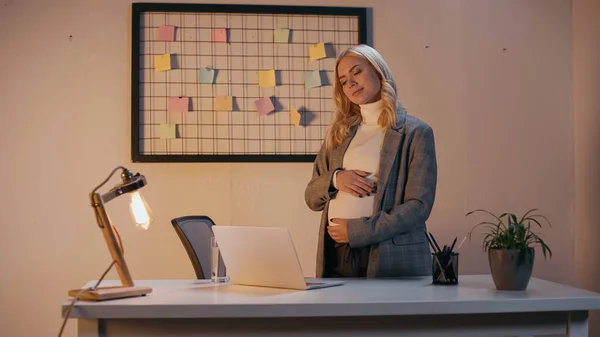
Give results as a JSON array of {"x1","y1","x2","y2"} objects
[{"x1": 63, "y1": 275, "x2": 600, "y2": 337}]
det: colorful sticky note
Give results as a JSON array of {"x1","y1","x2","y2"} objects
[
  {"x1": 255, "y1": 96, "x2": 275, "y2": 116},
  {"x1": 154, "y1": 54, "x2": 171, "y2": 72},
  {"x1": 158, "y1": 25, "x2": 175, "y2": 41},
  {"x1": 274, "y1": 29, "x2": 290, "y2": 43},
  {"x1": 168, "y1": 97, "x2": 189, "y2": 113},
  {"x1": 214, "y1": 96, "x2": 233, "y2": 111},
  {"x1": 159, "y1": 124, "x2": 177, "y2": 139},
  {"x1": 258, "y1": 70, "x2": 276, "y2": 87},
  {"x1": 212, "y1": 28, "x2": 227, "y2": 43},
  {"x1": 199, "y1": 68, "x2": 215, "y2": 84},
  {"x1": 290, "y1": 107, "x2": 301, "y2": 126},
  {"x1": 304, "y1": 70, "x2": 321, "y2": 88},
  {"x1": 309, "y1": 42, "x2": 327, "y2": 61}
]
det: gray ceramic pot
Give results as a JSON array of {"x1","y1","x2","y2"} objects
[{"x1": 488, "y1": 248, "x2": 534, "y2": 291}]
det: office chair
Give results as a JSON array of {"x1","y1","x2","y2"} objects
[{"x1": 171, "y1": 215, "x2": 225, "y2": 279}]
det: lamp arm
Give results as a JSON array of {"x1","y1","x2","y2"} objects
[
  {"x1": 101, "y1": 174, "x2": 147, "y2": 204},
  {"x1": 89, "y1": 165, "x2": 135, "y2": 288},
  {"x1": 93, "y1": 207, "x2": 124, "y2": 253},
  {"x1": 91, "y1": 165, "x2": 127, "y2": 230},
  {"x1": 91, "y1": 193, "x2": 135, "y2": 287}
]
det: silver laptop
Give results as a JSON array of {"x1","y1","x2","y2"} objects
[{"x1": 211, "y1": 226, "x2": 345, "y2": 290}]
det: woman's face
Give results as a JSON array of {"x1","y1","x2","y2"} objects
[{"x1": 337, "y1": 55, "x2": 382, "y2": 105}]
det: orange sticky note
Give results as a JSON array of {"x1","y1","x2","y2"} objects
[
  {"x1": 290, "y1": 107, "x2": 301, "y2": 126},
  {"x1": 154, "y1": 54, "x2": 171, "y2": 72},
  {"x1": 158, "y1": 25, "x2": 175, "y2": 41},
  {"x1": 214, "y1": 96, "x2": 233, "y2": 111},
  {"x1": 212, "y1": 28, "x2": 227, "y2": 43},
  {"x1": 258, "y1": 70, "x2": 276, "y2": 87},
  {"x1": 308, "y1": 42, "x2": 327, "y2": 61},
  {"x1": 255, "y1": 96, "x2": 275, "y2": 116}
]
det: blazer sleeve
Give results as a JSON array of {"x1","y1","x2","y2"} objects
[
  {"x1": 304, "y1": 143, "x2": 342, "y2": 212},
  {"x1": 347, "y1": 125, "x2": 437, "y2": 247}
]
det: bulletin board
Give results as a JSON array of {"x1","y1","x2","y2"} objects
[{"x1": 131, "y1": 3, "x2": 368, "y2": 162}]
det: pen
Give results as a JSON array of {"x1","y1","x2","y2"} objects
[
  {"x1": 449, "y1": 237, "x2": 457, "y2": 253},
  {"x1": 425, "y1": 231, "x2": 440, "y2": 254},
  {"x1": 432, "y1": 255, "x2": 447, "y2": 283},
  {"x1": 428, "y1": 232, "x2": 442, "y2": 253}
]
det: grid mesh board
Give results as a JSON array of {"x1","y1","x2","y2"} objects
[{"x1": 132, "y1": 4, "x2": 366, "y2": 162}]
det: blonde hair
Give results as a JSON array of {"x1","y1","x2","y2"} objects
[{"x1": 326, "y1": 44, "x2": 400, "y2": 150}]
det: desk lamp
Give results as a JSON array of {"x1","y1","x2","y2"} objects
[{"x1": 68, "y1": 166, "x2": 153, "y2": 301}]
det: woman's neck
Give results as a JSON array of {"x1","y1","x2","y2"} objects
[{"x1": 359, "y1": 99, "x2": 383, "y2": 126}]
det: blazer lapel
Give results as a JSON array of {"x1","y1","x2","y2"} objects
[{"x1": 374, "y1": 106, "x2": 407, "y2": 208}]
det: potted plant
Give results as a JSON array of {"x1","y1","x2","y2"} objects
[{"x1": 466, "y1": 208, "x2": 552, "y2": 291}]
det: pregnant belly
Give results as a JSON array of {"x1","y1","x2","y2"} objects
[{"x1": 327, "y1": 192, "x2": 374, "y2": 227}]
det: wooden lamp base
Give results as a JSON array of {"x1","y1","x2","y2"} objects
[{"x1": 68, "y1": 286, "x2": 152, "y2": 301}]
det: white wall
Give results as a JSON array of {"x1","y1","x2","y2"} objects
[{"x1": 0, "y1": 1, "x2": 585, "y2": 337}]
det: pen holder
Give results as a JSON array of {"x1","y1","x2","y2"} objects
[{"x1": 432, "y1": 252, "x2": 459, "y2": 285}]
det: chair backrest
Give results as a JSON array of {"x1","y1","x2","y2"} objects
[{"x1": 171, "y1": 215, "x2": 225, "y2": 279}]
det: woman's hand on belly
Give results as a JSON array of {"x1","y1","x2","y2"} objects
[
  {"x1": 336, "y1": 170, "x2": 376, "y2": 198},
  {"x1": 328, "y1": 218, "x2": 349, "y2": 243}
]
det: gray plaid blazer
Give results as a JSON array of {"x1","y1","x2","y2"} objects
[{"x1": 305, "y1": 106, "x2": 437, "y2": 278}]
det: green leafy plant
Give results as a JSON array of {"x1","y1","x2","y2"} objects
[{"x1": 466, "y1": 208, "x2": 552, "y2": 259}]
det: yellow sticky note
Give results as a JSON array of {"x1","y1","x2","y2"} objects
[
  {"x1": 155, "y1": 54, "x2": 171, "y2": 72},
  {"x1": 274, "y1": 29, "x2": 289, "y2": 43},
  {"x1": 290, "y1": 108, "x2": 301, "y2": 126},
  {"x1": 258, "y1": 70, "x2": 276, "y2": 87},
  {"x1": 159, "y1": 124, "x2": 177, "y2": 139},
  {"x1": 308, "y1": 42, "x2": 327, "y2": 61},
  {"x1": 214, "y1": 96, "x2": 233, "y2": 111}
]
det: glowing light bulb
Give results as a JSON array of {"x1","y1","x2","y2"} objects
[{"x1": 129, "y1": 191, "x2": 152, "y2": 230}]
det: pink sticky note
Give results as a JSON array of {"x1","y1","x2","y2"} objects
[
  {"x1": 158, "y1": 25, "x2": 175, "y2": 42},
  {"x1": 212, "y1": 28, "x2": 227, "y2": 43},
  {"x1": 168, "y1": 97, "x2": 190, "y2": 113},
  {"x1": 255, "y1": 96, "x2": 275, "y2": 116}
]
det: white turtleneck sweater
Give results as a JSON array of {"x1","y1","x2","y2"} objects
[{"x1": 328, "y1": 100, "x2": 385, "y2": 228}]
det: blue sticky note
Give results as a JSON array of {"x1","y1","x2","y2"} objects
[
  {"x1": 199, "y1": 68, "x2": 215, "y2": 84},
  {"x1": 304, "y1": 70, "x2": 321, "y2": 88}
]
